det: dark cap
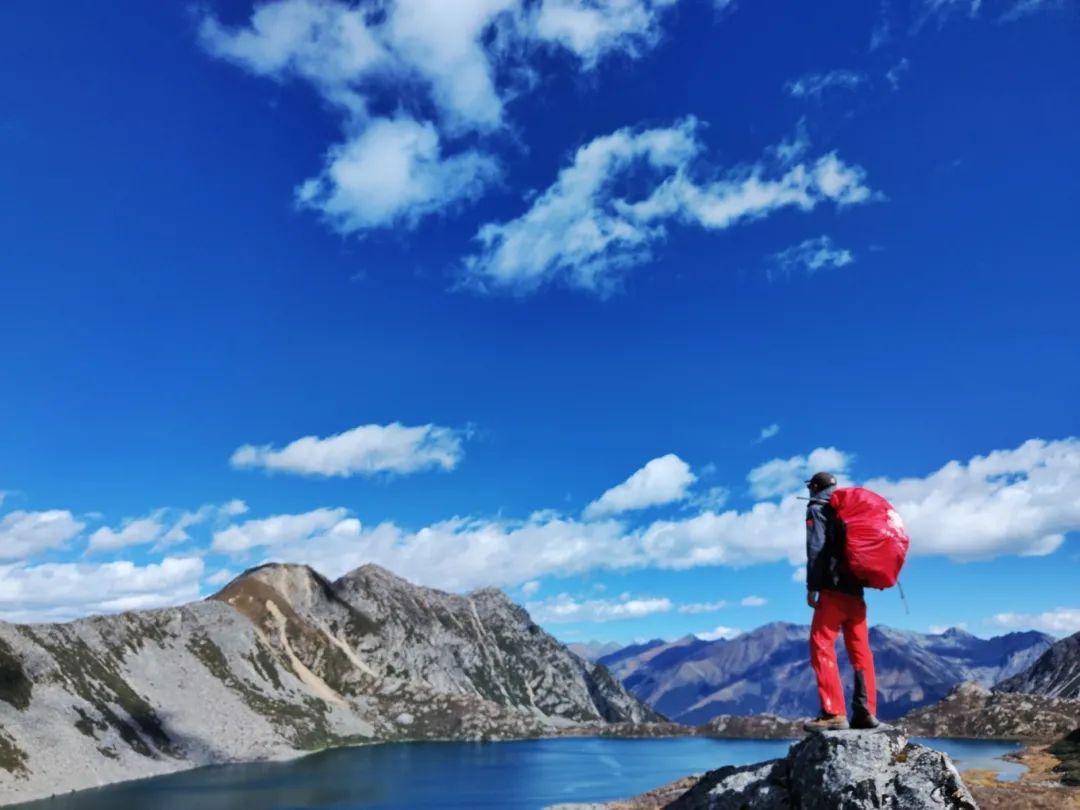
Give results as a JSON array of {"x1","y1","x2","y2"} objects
[{"x1": 805, "y1": 472, "x2": 837, "y2": 491}]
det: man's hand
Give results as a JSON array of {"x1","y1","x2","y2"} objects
[{"x1": 807, "y1": 591, "x2": 820, "y2": 609}]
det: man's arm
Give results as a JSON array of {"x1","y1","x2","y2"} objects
[{"x1": 806, "y1": 503, "x2": 829, "y2": 600}]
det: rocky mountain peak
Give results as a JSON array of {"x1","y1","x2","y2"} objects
[{"x1": 996, "y1": 630, "x2": 1080, "y2": 698}]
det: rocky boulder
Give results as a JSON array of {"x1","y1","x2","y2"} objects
[{"x1": 667, "y1": 728, "x2": 976, "y2": 809}]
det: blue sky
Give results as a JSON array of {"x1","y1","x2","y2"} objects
[{"x1": 1, "y1": 0, "x2": 1078, "y2": 644}]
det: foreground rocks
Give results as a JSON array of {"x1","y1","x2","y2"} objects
[
  {"x1": 0, "y1": 563, "x2": 656, "y2": 806},
  {"x1": 576, "y1": 728, "x2": 978, "y2": 809}
]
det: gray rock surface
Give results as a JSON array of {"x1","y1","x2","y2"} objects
[
  {"x1": 0, "y1": 562, "x2": 654, "y2": 806},
  {"x1": 667, "y1": 728, "x2": 977, "y2": 809}
]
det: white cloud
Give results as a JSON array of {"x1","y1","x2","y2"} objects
[
  {"x1": 231, "y1": 422, "x2": 465, "y2": 478},
  {"x1": 747, "y1": 447, "x2": 853, "y2": 499},
  {"x1": 757, "y1": 424, "x2": 781, "y2": 443},
  {"x1": 791, "y1": 566, "x2": 807, "y2": 583},
  {"x1": 741, "y1": 595, "x2": 767, "y2": 607},
  {"x1": 199, "y1": 0, "x2": 683, "y2": 233},
  {"x1": 0, "y1": 557, "x2": 204, "y2": 624},
  {"x1": 991, "y1": 608, "x2": 1080, "y2": 636},
  {"x1": 211, "y1": 496, "x2": 815, "y2": 591},
  {"x1": 88, "y1": 501, "x2": 250, "y2": 553},
  {"x1": 585, "y1": 453, "x2": 697, "y2": 518},
  {"x1": 526, "y1": 0, "x2": 679, "y2": 68},
  {"x1": 786, "y1": 70, "x2": 866, "y2": 99},
  {"x1": 677, "y1": 600, "x2": 728, "y2": 614},
  {"x1": 773, "y1": 234, "x2": 855, "y2": 278},
  {"x1": 198, "y1": 0, "x2": 388, "y2": 115},
  {"x1": 212, "y1": 507, "x2": 354, "y2": 554},
  {"x1": 296, "y1": 117, "x2": 500, "y2": 232},
  {"x1": 207, "y1": 437, "x2": 1080, "y2": 594},
  {"x1": 865, "y1": 438, "x2": 1080, "y2": 561},
  {"x1": 465, "y1": 119, "x2": 874, "y2": 294},
  {"x1": 697, "y1": 624, "x2": 741, "y2": 641},
  {"x1": 0, "y1": 510, "x2": 85, "y2": 562},
  {"x1": 520, "y1": 579, "x2": 541, "y2": 596},
  {"x1": 89, "y1": 515, "x2": 166, "y2": 552},
  {"x1": 772, "y1": 235, "x2": 854, "y2": 277},
  {"x1": 525, "y1": 592, "x2": 673, "y2": 623}
]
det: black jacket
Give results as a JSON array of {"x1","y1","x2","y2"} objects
[{"x1": 806, "y1": 486, "x2": 864, "y2": 598}]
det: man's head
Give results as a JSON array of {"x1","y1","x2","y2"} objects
[{"x1": 805, "y1": 471, "x2": 837, "y2": 494}]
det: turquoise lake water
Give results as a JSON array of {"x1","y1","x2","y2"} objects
[{"x1": 9, "y1": 736, "x2": 1022, "y2": 810}]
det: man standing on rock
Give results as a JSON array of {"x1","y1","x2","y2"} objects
[{"x1": 802, "y1": 471, "x2": 881, "y2": 732}]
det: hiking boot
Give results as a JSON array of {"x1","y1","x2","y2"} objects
[
  {"x1": 803, "y1": 713, "x2": 849, "y2": 732},
  {"x1": 851, "y1": 712, "x2": 881, "y2": 730}
]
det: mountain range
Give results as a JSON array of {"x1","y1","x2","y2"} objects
[
  {"x1": 0, "y1": 563, "x2": 654, "y2": 806},
  {"x1": 597, "y1": 622, "x2": 1053, "y2": 724}
]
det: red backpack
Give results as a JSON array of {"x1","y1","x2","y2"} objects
[{"x1": 829, "y1": 487, "x2": 909, "y2": 589}]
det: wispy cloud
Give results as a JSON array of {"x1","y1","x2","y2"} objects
[
  {"x1": 929, "y1": 623, "x2": 968, "y2": 634},
  {"x1": 585, "y1": 454, "x2": 697, "y2": 519},
  {"x1": 212, "y1": 507, "x2": 353, "y2": 554},
  {"x1": 465, "y1": 118, "x2": 874, "y2": 295},
  {"x1": 741, "y1": 595, "x2": 768, "y2": 607},
  {"x1": 525, "y1": 592, "x2": 674, "y2": 623},
  {"x1": 918, "y1": 0, "x2": 1062, "y2": 26},
  {"x1": 885, "y1": 58, "x2": 911, "y2": 90},
  {"x1": 991, "y1": 608, "x2": 1080, "y2": 635},
  {"x1": 756, "y1": 423, "x2": 781, "y2": 443},
  {"x1": 748, "y1": 447, "x2": 853, "y2": 499},
  {"x1": 678, "y1": 600, "x2": 729, "y2": 614},
  {"x1": 88, "y1": 501, "x2": 248, "y2": 553},
  {"x1": 231, "y1": 422, "x2": 465, "y2": 478},
  {"x1": 697, "y1": 625, "x2": 741, "y2": 641},
  {"x1": 1000, "y1": 0, "x2": 1064, "y2": 21},
  {"x1": 786, "y1": 70, "x2": 867, "y2": 99},
  {"x1": 771, "y1": 235, "x2": 854, "y2": 278}
]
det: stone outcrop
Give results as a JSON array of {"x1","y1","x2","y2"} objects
[
  {"x1": 900, "y1": 681, "x2": 1080, "y2": 741},
  {"x1": 666, "y1": 728, "x2": 976, "y2": 809},
  {"x1": 0, "y1": 562, "x2": 654, "y2": 806}
]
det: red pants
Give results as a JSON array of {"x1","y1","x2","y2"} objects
[{"x1": 810, "y1": 591, "x2": 877, "y2": 717}]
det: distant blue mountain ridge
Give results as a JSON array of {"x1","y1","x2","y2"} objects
[{"x1": 592, "y1": 623, "x2": 1053, "y2": 723}]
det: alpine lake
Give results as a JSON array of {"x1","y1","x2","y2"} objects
[{"x1": 8, "y1": 736, "x2": 1023, "y2": 810}]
